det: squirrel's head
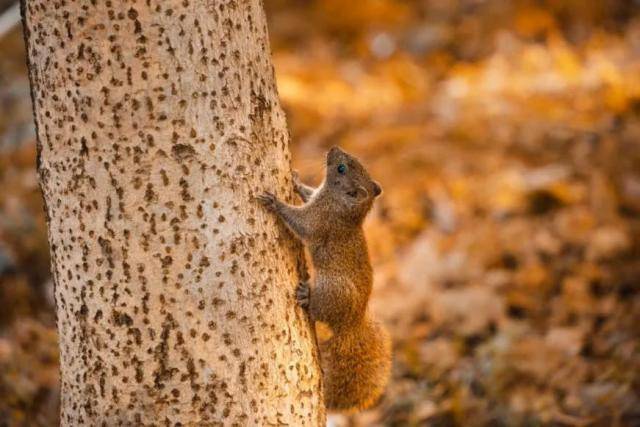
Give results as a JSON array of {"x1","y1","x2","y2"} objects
[{"x1": 325, "y1": 146, "x2": 382, "y2": 221}]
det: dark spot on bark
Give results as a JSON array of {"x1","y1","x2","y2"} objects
[
  {"x1": 112, "y1": 310, "x2": 133, "y2": 327},
  {"x1": 172, "y1": 143, "x2": 196, "y2": 162}
]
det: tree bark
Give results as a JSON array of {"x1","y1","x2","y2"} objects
[{"x1": 21, "y1": 0, "x2": 325, "y2": 425}]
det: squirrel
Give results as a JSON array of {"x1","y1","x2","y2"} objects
[{"x1": 257, "y1": 146, "x2": 392, "y2": 413}]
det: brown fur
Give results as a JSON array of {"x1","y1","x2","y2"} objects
[{"x1": 257, "y1": 146, "x2": 392, "y2": 412}]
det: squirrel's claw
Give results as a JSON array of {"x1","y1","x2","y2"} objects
[
  {"x1": 291, "y1": 171, "x2": 302, "y2": 191},
  {"x1": 256, "y1": 191, "x2": 277, "y2": 210},
  {"x1": 296, "y1": 281, "x2": 310, "y2": 309},
  {"x1": 292, "y1": 170, "x2": 302, "y2": 186}
]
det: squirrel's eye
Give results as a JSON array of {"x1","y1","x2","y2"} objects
[{"x1": 337, "y1": 163, "x2": 347, "y2": 174}]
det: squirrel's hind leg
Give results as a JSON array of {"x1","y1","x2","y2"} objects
[{"x1": 296, "y1": 281, "x2": 310, "y2": 309}]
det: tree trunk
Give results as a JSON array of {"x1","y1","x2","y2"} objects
[{"x1": 21, "y1": 0, "x2": 325, "y2": 425}]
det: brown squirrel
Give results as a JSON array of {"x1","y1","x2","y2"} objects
[{"x1": 257, "y1": 146, "x2": 392, "y2": 412}]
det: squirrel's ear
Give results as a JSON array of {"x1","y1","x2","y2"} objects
[
  {"x1": 355, "y1": 185, "x2": 369, "y2": 202},
  {"x1": 372, "y1": 181, "x2": 382, "y2": 197}
]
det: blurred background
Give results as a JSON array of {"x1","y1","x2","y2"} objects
[{"x1": 1, "y1": 0, "x2": 640, "y2": 425}]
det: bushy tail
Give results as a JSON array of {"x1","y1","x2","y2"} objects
[{"x1": 320, "y1": 316, "x2": 392, "y2": 413}]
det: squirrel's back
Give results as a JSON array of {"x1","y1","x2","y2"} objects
[{"x1": 320, "y1": 314, "x2": 392, "y2": 412}]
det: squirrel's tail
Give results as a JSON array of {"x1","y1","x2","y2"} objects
[{"x1": 320, "y1": 316, "x2": 392, "y2": 413}]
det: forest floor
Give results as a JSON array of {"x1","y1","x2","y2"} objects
[{"x1": 1, "y1": 1, "x2": 639, "y2": 426}]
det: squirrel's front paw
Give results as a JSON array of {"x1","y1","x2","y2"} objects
[
  {"x1": 296, "y1": 281, "x2": 310, "y2": 309},
  {"x1": 291, "y1": 171, "x2": 304, "y2": 192},
  {"x1": 256, "y1": 191, "x2": 278, "y2": 210},
  {"x1": 292, "y1": 170, "x2": 301, "y2": 186}
]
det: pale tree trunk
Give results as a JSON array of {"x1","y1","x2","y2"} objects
[{"x1": 21, "y1": 0, "x2": 325, "y2": 425}]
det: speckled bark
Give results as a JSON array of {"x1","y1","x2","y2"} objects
[{"x1": 21, "y1": 0, "x2": 325, "y2": 425}]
